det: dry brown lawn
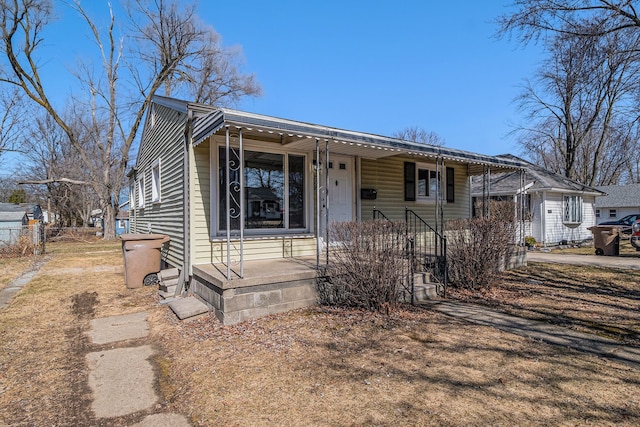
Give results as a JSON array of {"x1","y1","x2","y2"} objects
[{"x1": 1, "y1": 240, "x2": 639, "y2": 426}]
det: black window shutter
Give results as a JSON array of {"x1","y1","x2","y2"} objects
[
  {"x1": 404, "y1": 162, "x2": 416, "y2": 201},
  {"x1": 446, "y1": 167, "x2": 455, "y2": 203}
]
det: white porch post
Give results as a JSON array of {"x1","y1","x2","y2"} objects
[
  {"x1": 316, "y1": 138, "x2": 320, "y2": 269},
  {"x1": 325, "y1": 139, "x2": 330, "y2": 266}
]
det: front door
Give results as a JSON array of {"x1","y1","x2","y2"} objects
[{"x1": 327, "y1": 155, "x2": 354, "y2": 224}]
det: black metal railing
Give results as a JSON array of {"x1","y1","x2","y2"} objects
[
  {"x1": 405, "y1": 208, "x2": 447, "y2": 298},
  {"x1": 371, "y1": 208, "x2": 448, "y2": 302}
]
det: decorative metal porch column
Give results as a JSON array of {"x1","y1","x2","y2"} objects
[{"x1": 224, "y1": 126, "x2": 244, "y2": 280}]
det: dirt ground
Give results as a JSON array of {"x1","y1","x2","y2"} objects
[{"x1": 1, "y1": 240, "x2": 640, "y2": 426}]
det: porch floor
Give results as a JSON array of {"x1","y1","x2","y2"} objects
[{"x1": 193, "y1": 257, "x2": 319, "y2": 290}]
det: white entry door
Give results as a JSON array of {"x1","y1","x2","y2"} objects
[{"x1": 327, "y1": 155, "x2": 354, "y2": 224}]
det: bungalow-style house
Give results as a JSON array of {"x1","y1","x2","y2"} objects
[
  {"x1": 471, "y1": 155, "x2": 604, "y2": 246},
  {"x1": 594, "y1": 184, "x2": 640, "y2": 225},
  {"x1": 128, "y1": 96, "x2": 523, "y2": 324}
]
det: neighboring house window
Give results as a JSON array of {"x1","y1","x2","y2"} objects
[
  {"x1": 563, "y1": 195, "x2": 582, "y2": 224},
  {"x1": 595, "y1": 209, "x2": 600, "y2": 218},
  {"x1": 404, "y1": 162, "x2": 450, "y2": 203},
  {"x1": 218, "y1": 147, "x2": 306, "y2": 231},
  {"x1": 118, "y1": 219, "x2": 125, "y2": 228},
  {"x1": 609, "y1": 209, "x2": 617, "y2": 218},
  {"x1": 151, "y1": 159, "x2": 161, "y2": 203},
  {"x1": 137, "y1": 176, "x2": 145, "y2": 208}
]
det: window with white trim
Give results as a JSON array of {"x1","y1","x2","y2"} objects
[
  {"x1": 595, "y1": 209, "x2": 600, "y2": 218},
  {"x1": 218, "y1": 146, "x2": 306, "y2": 232},
  {"x1": 151, "y1": 159, "x2": 161, "y2": 203},
  {"x1": 404, "y1": 162, "x2": 454, "y2": 203},
  {"x1": 563, "y1": 195, "x2": 582, "y2": 224},
  {"x1": 137, "y1": 176, "x2": 145, "y2": 208},
  {"x1": 609, "y1": 209, "x2": 617, "y2": 218}
]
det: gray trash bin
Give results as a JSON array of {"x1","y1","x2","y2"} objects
[
  {"x1": 587, "y1": 226, "x2": 620, "y2": 256},
  {"x1": 120, "y1": 233, "x2": 170, "y2": 288}
]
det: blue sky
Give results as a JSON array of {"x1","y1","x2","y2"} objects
[{"x1": 1, "y1": 1, "x2": 542, "y2": 176}]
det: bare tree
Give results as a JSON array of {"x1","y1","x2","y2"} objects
[
  {"x1": 513, "y1": 25, "x2": 640, "y2": 185},
  {"x1": 0, "y1": 86, "x2": 28, "y2": 161},
  {"x1": 393, "y1": 126, "x2": 446, "y2": 146},
  {"x1": 0, "y1": 0, "x2": 261, "y2": 239},
  {"x1": 498, "y1": 0, "x2": 640, "y2": 42}
]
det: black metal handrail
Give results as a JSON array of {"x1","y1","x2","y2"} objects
[
  {"x1": 405, "y1": 208, "x2": 447, "y2": 297},
  {"x1": 373, "y1": 208, "x2": 390, "y2": 221}
]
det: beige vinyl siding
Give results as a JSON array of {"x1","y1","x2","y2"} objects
[
  {"x1": 359, "y1": 156, "x2": 470, "y2": 224},
  {"x1": 130, "y1": 104, "x2": 187, "y2": 269},
  {"x1": 207, "y1": 237, "x2": 317, "y2": 263},
  {"x1": 191, "y1": 140, "x2": 213, "y2": 266}
]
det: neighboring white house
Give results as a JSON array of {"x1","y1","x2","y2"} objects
[
  {"x1": 594, "y1": 184, "x2": 640, "y2": 224},
  {"x1": 471, "y1": 155, "x2": 604, "y2": 246}
]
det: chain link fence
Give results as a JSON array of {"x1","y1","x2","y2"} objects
[{"x1": 0, "y1": 221, "x2": 46, "y2": 257}]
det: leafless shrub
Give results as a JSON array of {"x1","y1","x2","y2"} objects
[
  {"x1": 317, "y1": 220, "x2": 408, "y2": 312},
  {"x1": 447, "y1": 201, "x2": 517, "y2": 290},
  {"x1": 0, "y1": 234, "x2": 37, "y2": 259}
]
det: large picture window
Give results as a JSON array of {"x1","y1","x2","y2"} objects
[
  {"x1": 218, "y1": 147, "x2": 306, "y2": 232},
  {"x1": 563, "y1": 195, "x2": 583, "y2": 224}
]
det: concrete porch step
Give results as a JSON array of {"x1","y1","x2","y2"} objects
[
  {"x1": 158, "y1": 268, "x2": 179, "y2": 281},
  {"x1": 414, "y1": 284, "x2": 439, "y2": 301},
  {"x1": 158, "y1": 285, "x2": 177, "y2": 299},
  {"x1": 159, "y1": 277, "x2": 179, "y2": 292},
  {"x1": 168, "y1": 297, "x2": 209, "y2": 322}
]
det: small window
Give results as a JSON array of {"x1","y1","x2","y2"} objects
[
  {"x1": 595, "y1": 209, "x2": 600, "y2": 218},
  {"x1": 151, "y1": 159, "x2": 161, "y2": 203},
  {"x1": 609, "y1": 209, "x2": 617, "y2": 218},
  {"x1": 137, "y1": 176, "x2": 145, "y2": 208},
  {"x1": 404, "y1": 162, "x2": 452, "y2": 203},
  {"x1": 563, "y1": 195, "x2": 582, "y2": 224}
]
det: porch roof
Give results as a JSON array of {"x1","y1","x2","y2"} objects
[{"x1": 148, "y1": 94, "x2": 524, "y2": 175}]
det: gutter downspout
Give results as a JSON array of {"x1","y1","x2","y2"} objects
[{"x1": 183, "y1": 108, "x2": 193, "y2": 288}]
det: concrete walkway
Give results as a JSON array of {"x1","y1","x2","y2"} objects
[
  {"x1": 424, "y1": 300, "x2": 640, "y2": 368},
  {"x1": 528, "y1": 251, "x2": 640, "y2": 270},
  {"x1": 86, "y1": 311, "x2": 190, "y2": 425},
  {"x1": 0, "y1": 257, "x2": 49, "y2": 309}
]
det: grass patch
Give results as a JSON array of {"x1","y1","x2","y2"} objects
[{"x1": 1, "y1": 239, "x2": 640, "y2": 425}]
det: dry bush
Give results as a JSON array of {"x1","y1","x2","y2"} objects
[
  {"x1": 318, "y1": 220, "x2": 408, "y2": 312},
  {"x1": 447, "y1": 201, "x2": 517, "y2": 290},
  {"x1": 0, "y1": 234, "x2": 38, "y2": 259}
]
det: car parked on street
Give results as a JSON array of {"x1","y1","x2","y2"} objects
[{"x1": 599, "y1": 214, "x2": 640, "y2": 234}]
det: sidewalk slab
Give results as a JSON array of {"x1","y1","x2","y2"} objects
[
  {"x1": 86, "y1": 345, "x2": 157, "y2": 418},
  {"x1": 87, "y1": 312, "x2": 149, "y2": 345},
  {"x1": 424, "y1": 300, "x2": 640, "y2": 368}
]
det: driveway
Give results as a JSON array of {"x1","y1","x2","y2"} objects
[{"x1": 527, "y1": 251, "x2": 640, "y2": 270}]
